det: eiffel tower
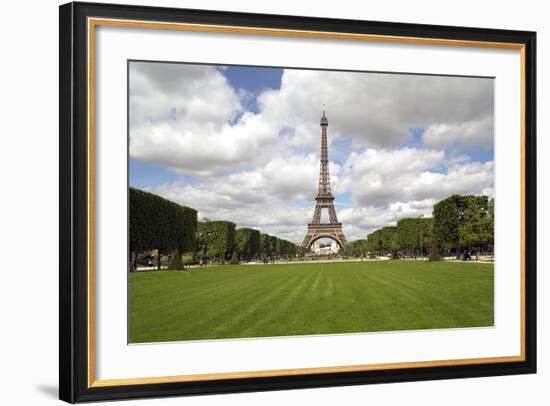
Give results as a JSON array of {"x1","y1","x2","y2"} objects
[{"x1": 302, "y1": 111, "x2": 347, "y2": 249}]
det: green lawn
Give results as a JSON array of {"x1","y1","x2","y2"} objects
[{"x1": 129, "y1": 261, "x2": 493, "y2": 343}]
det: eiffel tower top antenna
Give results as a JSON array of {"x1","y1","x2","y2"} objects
[{"x1": 318, "y1": 108, "x2": 330, "y2": 194}]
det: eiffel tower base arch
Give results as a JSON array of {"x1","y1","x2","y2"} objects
[{"x1": 302, "y1": 224, "x2": 347, "y2": 250}]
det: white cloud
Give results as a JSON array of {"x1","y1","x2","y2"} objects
[
  {"x1": 339, "y1": 148, "x2": 444, "y2": 207},
  {"x1": 129, "y1": 63, "x2": 494, "y2": 177},
  {"x1": 422, "y1": 116, "x2": 494, "y2": 149},
  {"x1": 130, "y1": 63, "x2": 282, "y2": 176},
  {"x1": 255, "y1": 69, "x2": 494, "y2": 150},
  {"x1": 130, "y1": 62, "x2": 495, "y2": 242},
  {"x1": 328, "y1": 148, "x2": 494, "y2": 209}
]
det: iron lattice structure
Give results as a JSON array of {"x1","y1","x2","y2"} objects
[{"x1": 302, "y1": 111, "x2": 347, "y2": 249}]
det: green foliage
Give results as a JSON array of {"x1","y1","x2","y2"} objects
[
  {"x1": 341, "y1": 239, "x2": 368, "y2": 256},
  {"x1": 260, "y1": 233, "x2": 270, "y2": 257},
  {"x1": 259, "y1": 233, "x2": 297, "y2": 258},
  {"x1": 354, "y1": 194, "x2": 492, "y2": 261},
  {"x1": 367, "y1": 226, "x2": 399, "y2": 257},
  {"x1": 169, "y1": 248, "x2": 183, "y2": 270},
  {"x1": 234, "y1": 228, "x2": 261, "y2": 260},
  {"x1": 269, "y1": 235, "x2": 279, "y2": 256},
  {"x1": 261, "y1": 233, "x2": 277, "y2": 256},
  {"x1": 129, "y1": 189, "x2": 301, "y2": 267},
  {"x1": 278, "y1": 239, "x2": 297, "y2": 256},
  {"x1": 459, "y1": 196, "x2": 493, "y2": 258},
  {"x1": 429, "y1": 239, "x2": 441, "y2": 261},
  {"x1": 230, "y1": 251, "x2": 239, "y2": 265},
  {"x1": 433, "y1": 194, "x2": 463, "y2": 253},
  {"x1": 129, "y1": 187, "x2": 197, "y2": 263},
  {"x1": 397, "y1": 217, "x2": 433, "y2": 256},
  {"x1": 433, "y1": 194, "x2": 493, "y2": 258},
  {"x1": 196, "y1": 220, "x2": 236, "y2": 261},
  {"x1": 487, "y1": 198, "x2": 495, "y2": 251}
]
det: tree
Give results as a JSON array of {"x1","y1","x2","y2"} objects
[
  {"x1": 341, "y1": 239, "x2": 368, "y2": 257},
  {"x1": 384, "y1": 227, "x2": 400, "y2": 259},
  {"x1": 433, "y1": 195, "x2": 463, "y2": 258},
  {"x1": 429, "y1": 239, "x2": 441, "y2": 261},
  {"x1": 256, "y1": 234, "x2": 298, "y2": 260},
  {"x1": 402, "y1": 217, "x2": 434, "y2": 258},
  {"x1": 459, "y1": 196, "x2": 492, "y2": 260},
  {"x1": 196, "y1": 220, "x2": 236, "y2": 263},
  {"x1": 285, "y1": 239, "x2": 298, "y2": 257},
  {"x1": 169, "y1": 248, "x2": 183, "y2": 270},
  {"x1": 397, "y1": 218, "x2": 418, "y2": 257},
  {"x1": 367, "y1": 227, "x2": 399, "y2": 258},
  {"x1": 129, "y1": 187, "x2": 197, "y2": 271},
  {"x1": 230, "y1": 251, "x2": 239, "y2": 265},
  {"x1": 486, "y1": 198, "x2": 495, "y2": 256},
  {"x1": 269, "y1": 235, "x2": 280, "y2": 256},
  {"x1": 418, "y1": 217, "x2": 434, "y2": 257},
  {"x1": 367, "y1": 230, "x2": 382, "y2": 256},
  {"x1": 260, "y1": 233, "x2": 270, "y2": 258},
  {"x1": 234, "y1": 228, "x2": 261, "y2": 261},
  {"x1": 433, "y1": 194, "x2": 490, "y2": 259}
]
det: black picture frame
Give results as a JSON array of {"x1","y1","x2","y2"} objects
[{"x1": 59, "y1": 1, "x2": 537, "y2": 403}]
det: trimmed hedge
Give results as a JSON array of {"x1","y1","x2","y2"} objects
[
  {"x1": 235, "y1": 228, "x2": 261, "y2": 260},
  {"x1": 278, "y1": 239, "x2": 297, "y2": 256},
  {"x1": 197, "y1": 220, "x2": 236, "y2": 261},
  {"x1": 260, "y1": 233, "x2": 297, "y2": 258},
  {"x1": 129, "y1": 189, "x2": 301, "y2": 266},
  {"x1": 129, "y1": 187, "x2": 197, "y2": 270}
]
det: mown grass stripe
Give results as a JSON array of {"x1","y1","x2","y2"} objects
[{"x1": 129, "y1": 261, "x2": 494, "y2": 343}]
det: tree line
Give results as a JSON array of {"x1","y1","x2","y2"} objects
[
  {"x1": 129, "y1": 187, "x2": 298, "y2": 271},
  {"x1": 129, "y1": 188, "x2": 494, "y2": 270},
  {"x1": 341, "y1": 194, "x2": 494, "y2": 261}
]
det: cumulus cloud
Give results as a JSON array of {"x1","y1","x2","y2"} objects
[
  {"x1": 422, "y1": 116, "x2": 494, "y2": 150},
  {"x1": 257, "y1": 70, "x2": 494, "y2": 150},
  {"x1": 130, "y1": 62, "x2": 495, "y2": 242},
  {"x1": 339, "y1": 148, "x2": 444, "y2": 207},
  {"x1": 129, "y1": 62, "x2": 281, "y2": 176},
  {"x1": 152, "y1": 153, "x2": 319, "y2": 209},
  {"x1": 129, "y1": 63, "x2": 494, "y2": 176},
  {"x1": 341, "y1": 148, "x2": 493, "y2": 209}
]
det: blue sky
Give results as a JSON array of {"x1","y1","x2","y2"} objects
[
  {"x1": 129, "y1": 62, "x2": 494, "y2": 241},
  {"x1": 224, "y1": 66, "x2": 282, "y2": 113}
]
